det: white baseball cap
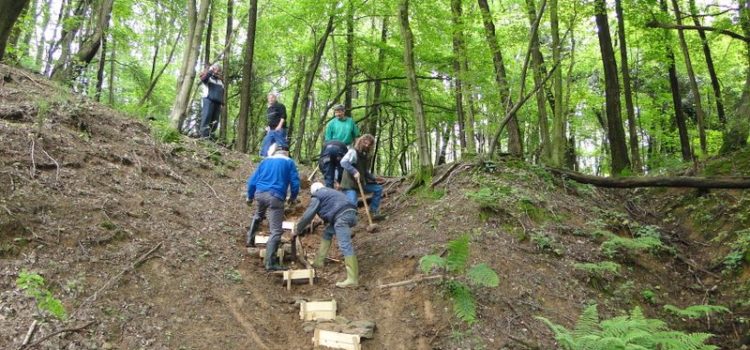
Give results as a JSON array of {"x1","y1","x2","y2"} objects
[{"x1": 311, "y1": 182, "x2": 324, "y2": 194}]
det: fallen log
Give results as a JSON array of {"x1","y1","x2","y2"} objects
[{"x1": 548, "y1": 168, "x2": 750, "y2": 189}]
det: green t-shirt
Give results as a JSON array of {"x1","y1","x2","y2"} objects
[{"x1": 324, "y1": 116, "x2": 360, "y2": 145}]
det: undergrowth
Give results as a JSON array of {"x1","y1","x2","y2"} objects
[
  {"x1": 16, "y1": 271, "x2": 67, "y2": 319},
  {"x1": 420, "y1": 234, "x2": 500, "y2": 325},
  {"x1": 538, "y1": 304, "x2": 717, "y2": 350}
]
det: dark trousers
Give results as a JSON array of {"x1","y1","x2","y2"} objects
[
  {"x1": 260, "y1": 129, "x2": 288, "y2": 157},
  {"x1": 200, "y1": 98, "x2": 221, "y2": 138},
  {"x1": 320, "y1": 143, "x2": 347, "y2": 188}
]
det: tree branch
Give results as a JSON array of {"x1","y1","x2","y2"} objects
[
  {"x1": 548, "y1": 167, "x2": 750, "y2": 188},
  {"x1": 646, "y1": 20, "x2": 749, "y2": 42}
]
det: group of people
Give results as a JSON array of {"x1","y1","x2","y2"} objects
[{"x1": 243, "y1": 87, "x2": 385, "y2": 289}]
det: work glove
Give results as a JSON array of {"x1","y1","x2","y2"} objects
[{"x1": 353, "y1": 171, "x2": 360, "y2": 181}]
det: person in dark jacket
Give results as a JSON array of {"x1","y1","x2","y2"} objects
[
  {"x1": 318, "y1": 140, "x2": 348, "y2": 188},
  {"x1": 340, "y1": 134, "x2": 385, "y2": 220},
  {"x1": 295, "y1": 182, "x2": 359, "y2": 288},
  {"x1": 198, "y1": 64, "x2": 225, "y2": 139},
  {"x1": 260, "y1": 93, "x2": 290, "y2": 157},
  {"x1": 246, "y1": 146, "x2": 300, "y2": 271}
]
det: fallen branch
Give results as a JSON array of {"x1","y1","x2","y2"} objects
[
  {"x1": 73, "y1": 242, "x2": 163, "y2": 316},
  {"x1": 430, "y1": 162, "x2": 461, "y2": 189},
  {"x1": 200, "y1": 179, "x2": 225, "y2": 203},
  {"x1": 20, "y1": 320, "x2": 38, "y2": 348},
  {"x1": 377, "y1": 274, "x2": 443, "y2": 289},
  {"x1": 21, "y1": 321, "x2": 95, "y2": 349},
  {"x1": 40, "y1": 149, "x2": 60, "y2": 184},
  {"x1": 17, "y1": 70, "x2": 43, "y2": 88},
  {"x1": 508, "y1": 334, "x2": 541, "y2": 350},
  {"x1": 29, "y1": 138, "x2": 36, "y2": 179},
  {"x1": 548, "y1": 167, "x2": 750, "y2": 189}
]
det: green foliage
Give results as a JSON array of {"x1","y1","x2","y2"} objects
[
  {"x1": 150, "y1": 119, "x2": 181, "y2": 144},
  {"x1": 663, "y1": 304, "x2": 730, "y2": 319},
  {"x1": 600, "y1": 229, "x2": 672, "y2": 258},
  {"x1": 537, "y1": 304, "x2": 718, "y2": 350},
  {"x1": 420, "y1": 235, "x2": 499, "y2": 325},
  {"x1": 642, "y1": 289, "x2": 657, "y2": 304},
  {"x1": 466, "y1": 186, "x2": 511, "y2": 212},
  {"x1": 16, "y1": 271, "x2": 67, "y2": 319},
  {"x1": 722, "y1": 229, "x2": 750, "y2": 273},
  {"x1": 574, "y1": 261, "x2": 621, "y2": 279},
  {"x1": 414, "y1": 188, "x2": 445, "y2": 201},
  {"x1": 531, "y1": 231, "x2": 564, "y2": 256},
  {"x1": 224, "y1": 269, "x2": 242, "y2": 283}
]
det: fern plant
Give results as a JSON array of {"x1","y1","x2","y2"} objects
[
  {"x1": 419, "y1": 234, "x2": 500, "y2": 325},
  {"x1": 16, "y1": 270, "x2": 67, "y2": 320},
  {"x1": 664, "y1": 304, "x2": 730, "y2": 319},
  {"x1": 538, "y1": 304, "x2": 717, "y2": 350}
]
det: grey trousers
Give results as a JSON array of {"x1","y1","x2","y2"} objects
[{"x1": 254, "y1": 192, "x2": 285, "y2": 260}]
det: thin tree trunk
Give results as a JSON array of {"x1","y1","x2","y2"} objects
[
  {"x1": 615, "y1": 0, "x2": 642, "y2": 172},
  {"x1": 44, "y1": 0, "x2": 66, "y2": 75},
  {"x1": 437, "y1": 123, "x2": 451, "y2": 165},
  {"x1": 477, "y1": 0, "x2": 523, "y2": 157},
  {"x1": 344, "y1": 0, "x2": 354, "y2": 111},
  {"x1": 35, "y1": 0, "x2": 51, "y2": 69},
  {"x1": 138, "y1": 30, "x2": 182, "y2": 106},
  {"x1": 688, "y1": 0, "x2": 725, "y2": 128},
  {"x1": 369, "y1": 17, "x2": 388, "y2": 137},
  {"x1": 525, "y1": 0, "x2": 551, "y2": 162},
  {"x1": 51, "y1": 0, "x2": 114, "y2": 82},
  {"x1": 399, "y1": 0, "x2": 433, "y2": 182},
  {"x1": 95, "y1": 35, "x2": 107, "y2": 102},
  {"x1": 463, "y1": 60, "x2": 477, "y2": 154},
  {"x1": 661, "y1": 0, "x2": 692, "y2": 160},
  {"x1": 169, "y1": 0, "x2": 210, "y2": 129},
  {"x1": 203, "y1": 1, "x2": 213, "y2": 69},
  {"x1": 237, "y1": 0, "x2": 259, "y2": 153},
  {"x1": 287, "y1": 56, "x2": 305, "y2": 140},
  {"x1": 220, "y1": 0, "x2": 233, "y2": 143},
  {"x1": 294, "y1": 14, "x2": 335, "y2": 159},
  {"x1": 451, "y1": 0, "x2": 467, "y2": 152},
  {"x1": 549, "y1": 0, "x2": 566, "y2": 166},
  {"x1": 108, "y1": 36, "x2": 115, "y2": 105},
  {"x1": 594, "y1": 0, "x2": 631, "y2": 175},
  {"x1": 671, "y1": 0, "x2": 707, "y2": 154}
]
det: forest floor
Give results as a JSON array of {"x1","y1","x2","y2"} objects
[{"x1": 1, "y1": 63, "x2": 748, "y2": 349}]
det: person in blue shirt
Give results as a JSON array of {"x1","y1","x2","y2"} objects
[{"x1": 246, "y1": 146, "x2": 300, "y2": 271}]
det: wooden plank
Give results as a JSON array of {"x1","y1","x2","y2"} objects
[
  {"x1": 313, "y1": 329, "x2": 361, "y2": 350},
  {"x1": 254, "y1": 235, "x2": 269, "y2": 245},
  {"x1": 259, "y1": 248, "x2": 284, "y2": 262},
  {"x1": 282, "y1": 221, "x2": 296, "y2": 231},
  {"x1": 283, "y1": 269, "x2": 315, "y2": 291},
  {"x1": 299, "y1": 300, "x2": 337, "y2": 321}
]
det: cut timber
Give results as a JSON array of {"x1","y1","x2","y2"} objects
[
  {"x1": 282, "y1": 221, "x2": 296, "y2": 231},
  {"x1": 313, "y1": 328, "x2": 361, "y2": 350},
  {"x1": 283, "y1": 268, "x2": 315, "y2": 290},
  {"x1": 254, "y1": 235, "x2": 269, "y2": 245},
  {"x1": 548, "y1": 167, "x2": 750, "y2": 189},
  {"x1": 300, "y1": 300, "x2": 337, "y2": 321},
  {"x1": 259, "y1": 247, "x2": 285, "y2": 262}
]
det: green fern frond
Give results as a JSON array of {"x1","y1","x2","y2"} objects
[
  {"x1": 446, "y1": 234, "x2": 470, "y2": 272},
  {"x1": 572, "y1": 304, "x2": 601, "y2": 338},
  {"x1": 448, "y1": 281, "x2": 476, "y2": 324},
  {"x1": 467, "y1": 263, "x2": 500, "y2": 287},
  {"x1": 419, "y1": 255, "x2": 445, "y2": 273},
  {"x1": 663, "y1": 304, "x2": 730, "y2": 319}
]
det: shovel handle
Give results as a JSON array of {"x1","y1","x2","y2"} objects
[{"x1": 356, "y1": 179, "x2": 374, "y2": 226}]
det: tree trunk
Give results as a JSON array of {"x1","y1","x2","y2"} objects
[
  {"x1": 169, "y1": 0, "x2": 210, "y2": 129},
  {"x1": 399, "y1": 0, "x2": 433, "y2": 182},
  {"x1": 0, "y1": 0, "x2": 30, "y2": 61},
  {"x1": 220, "y1": 0, "x2": 233, "y2": 143},
  {"x1": 287, "y1": 56, "x2": 305, "y2": 140},
  {"x1": 549, "y1": 0, "x2": 566, "y2": 166},
  {"x1": 95, "y1": 34, "x2": 107, "y2": 102},
  {"x1": 525, "y1": 0, "x2": 551, "y2": 162},
  {"x1": 294, "y1": 14, "x2": 335, "y2": 159},
  {"x1": 369, "y1": 17, "x2": 388, "y2": 137},
  {"x1": 720, "y1": 0, "x2": 750, "y2": 154},
  {"x1": 477, "y1": 0, "x2": 523, "y2": 157},
  {"x1": 548, "y1": 167, "x2": 750, "y2": 189},
  {"x1": 51, "y1": 0, "x2": 115, "y2": 82},
  {"x1": 688, "y1": 0, "x2": 725, "y2": 127},
  {"x1": 344, "y1": 0, "x2": 354, "y2": 111},
  {"x1": 138, "y1": 31, "x2": 182, "y2": 106},
  {"x1": 594, "y1": 0, "x2": 631, "y2": 175},
  {"x1": 463, "y1": 58, "x2": 477, "y2": 154},
  {"x1": 451, "y1": 0, "x2": 467, "y2": 152},
  {"x1": 35, "y1": 0, "x2": 51, "y2": 69},
  {"x1": 671, "y1": 0, "x2": 707, "y2": 154},
  {"x1": 108, "y1": 36, "x2": 115, "y2": 105},
  {"x1": 661, "y1": 0, "x2": 692, "y2": 161},
  {"x1": 614, "y1": 0, "x2": 642, "y2": 173},
  {"x1": 44, "y1": 0, "x2": 66, "y2": 76},
  {"x1": 236, "y1": 0, "x2": 258, "y2": 153},
  {"x1": 204, "y1": 1, "x2": 213, "y2": 69}
]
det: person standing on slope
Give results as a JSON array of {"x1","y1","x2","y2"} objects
[
  {"x1": 260, "y1": 93, "x2": 289, "y2": 157},
  {"x1": 320, "y1": 104, "x2": 360, "y2": 188},
  {"x1": 295, "y1": 182, "x2": 359, "y2": 288},
  {"x1": 340, "y1": 134, "x2": 385, "y2": 220},
  {"x1": 198, "y1": 64, "x2": 225, "y2": 139},
  {"x1": 246, "y1": 146, "x2": 300, "y2": 271}
]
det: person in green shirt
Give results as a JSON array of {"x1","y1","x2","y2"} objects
[
  {"x1": 325, "y1": 104, "x2": 360, "y2": 146},
  {"x1": 321, "y1": 105, "x2": 360, "y2": 188}
]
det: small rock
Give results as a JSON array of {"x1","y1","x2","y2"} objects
[
  {"x1": 302, "y1": 322, "x2": 316, "y2": 333},
  {"x1": 350, "y1": 320, "x2": 375, "y2": 330},
  {"x1": 334, "y1": 316, "x2": 351, "y2": 325}
]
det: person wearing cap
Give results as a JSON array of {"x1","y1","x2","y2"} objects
[
  {"x1": 320, "y1": 104, "x2": 360, "y2": 188},
  {"x1": 260, "y1": 93, "x2": 290, "y2": 157},
  {"x1": 340, "y1": 134, "x2": 385, "y2": 220},
  {"x1": 246, "y1": 146, "x2": 300, "y2": 271},
  {"x1": 295, "y1": 182, "x2": 359, "y2": 288},
  {"x1": 198, "y1": 64, "x2": 225, "y2": 139}
]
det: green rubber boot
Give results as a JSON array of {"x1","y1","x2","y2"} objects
[
  {"x1": 335, "y1": 255, "x2": 359, "y2": 288},
  {"x1": 312, "y1": 239, "x2": 332, "y2": 268}
]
